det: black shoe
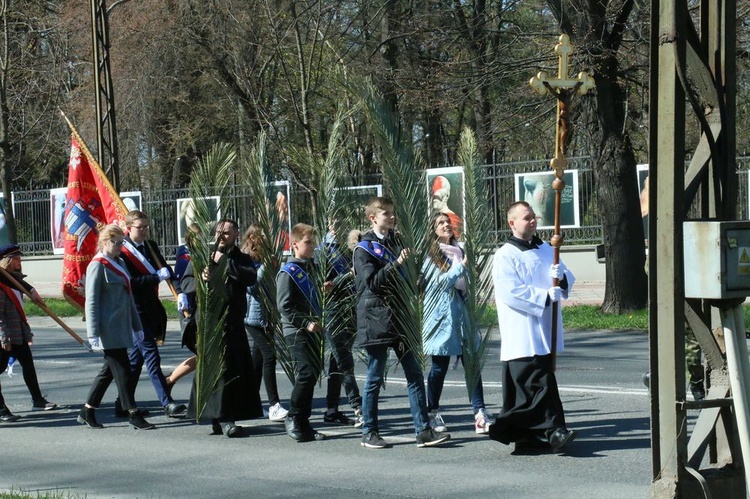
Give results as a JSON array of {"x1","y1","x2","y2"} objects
[
  {"x1": 115, "y1": 399, "x2": 149, "y2": 418},
  {"x1": 211, "y1": 419, "x2": 223, "y2": 435},
  {"x1": 300, "y1": 420, "x2": 326, "y2": 442},
  {"x1": 76, "y1": 407, "x2": 103, "y2": 429},
  {"x1": 164, "y1": 402, "x2": 187, "y2": 418},
  {"x1": 129, "y1": 412, "x2": 156, "y2": 430},
  {"x1": 361, "y1": 431, "x2": 389, "y2": 449},
  {"x1": 0, "y1": 407, "x2": 21, "y2": 423},
  {"x1": 415, "y1": 427, "x2": 451, "y2": 448},
  {"x1": 285, "y1": 416, "x2": 304, "y2": 441},
  {"x1": 323, "y1": 410, "x2": 354, "y2": 425},
  {"x1": 32, "y1": 398, "x2": 58, "y2": 411},
  {"x1": 221, "y1": 422, "x2": 244, "y2": 438},
  {"x1": 549, "y1": 428, "x2": 577, "y2": 452}
]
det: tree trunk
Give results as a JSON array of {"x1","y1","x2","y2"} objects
[{"x1": 587, "y1": 55, "x2": 648, "y2": 313}]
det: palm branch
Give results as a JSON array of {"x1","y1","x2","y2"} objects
[
  {"x1": 285, "y1": 111, "x2": 349, "y2": 383},
  {"x1": 456, "y1": 128, "x2": 495, "y2": 401},
  {"x1": 351, "y1": 79, "x2": 430, "y2": 368},
  {"x1": 240, "y1": 132, "x2": 295, "y2": 384},
  {"x1": 189, "y1": 143, "x2": 235, "y2": 421}
]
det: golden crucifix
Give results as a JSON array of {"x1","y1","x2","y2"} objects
[{"x1": 529, "y1": 34, "x2": 595, "y2": 369}]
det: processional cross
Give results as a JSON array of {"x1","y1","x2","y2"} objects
[{"x1": 529, "y1": 34, "x2": 595, "y2": 369}]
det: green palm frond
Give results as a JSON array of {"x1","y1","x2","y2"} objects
[
  {"x1": 456, "y1": 128, "x2": 495, "y2": 400},
  {"x1": 352, "y1": 79, "x2": 430, "y2": 367},
  {"x1": 241, "y1": 132, "x2": 295, "y2": 384},
  {"x1": 286, "y1": 110, "x2": 349, "y2": 382},
  {"x1": 190, "y1": 143, "x2": 235, "y2": 422}
]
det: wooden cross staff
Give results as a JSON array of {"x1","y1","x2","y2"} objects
[{"x1": 529, "y1": 34, "x2": 595, "y2": 370}]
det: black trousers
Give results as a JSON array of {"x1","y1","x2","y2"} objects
[
  {"x1": 0, "y1": 343, "x2": 44, "y2": 402},
  {"x1": 245, "y1": 325, "x2": 281, "y2": 406},
  {"x1": 86, "y1": 348, "x2": 136, "y2": 411},
  {"x1": 286, "y1": 331, "x2": 323, "y2": 422},
  {"x1": 325, "y1": 329, "x2": 361, "y2": 411}
]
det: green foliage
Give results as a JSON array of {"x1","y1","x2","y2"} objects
[
  {"x1": 455, "y1": 128, "x2": 495, "y2": 399},
  {"x1": 189, "y1": 143, "x2": 234, "y2": 422},
  {"x1": 353, "y1": 78, "x2": 429, "y2": 367}
]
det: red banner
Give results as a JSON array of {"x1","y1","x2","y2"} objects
[{"x1": 61, "y1": 132, "x2": 127, "y2": 310}]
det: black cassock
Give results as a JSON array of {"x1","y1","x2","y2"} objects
[{"x1": 183, "y1": 246, "x2": 263, "y2": 423}]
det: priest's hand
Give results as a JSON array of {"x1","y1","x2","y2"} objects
[
  {"x1": 548, "y1": 263, "x2": 566, "y2": 280},
  {"x1": 547, "y1": 286, "x2": 562, "y2": 303}
]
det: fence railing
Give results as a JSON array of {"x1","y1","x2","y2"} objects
[{"x1": 11, "y1": 156, "x2": 750, "y2": 257}]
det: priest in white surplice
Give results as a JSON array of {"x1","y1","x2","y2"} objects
[{"x1": 489, "y1": 201, "x2": 577, "y2": 453}]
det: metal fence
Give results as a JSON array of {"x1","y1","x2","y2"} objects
[{"x1": 12, "y1": 157, "x2": 750, "y2": 257}]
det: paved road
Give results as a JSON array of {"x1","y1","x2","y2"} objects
[{"x1": 1, "y1": 318, "x2": 651, "y2": 498}]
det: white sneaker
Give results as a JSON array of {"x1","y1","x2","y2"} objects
[
  {"x1": 353, "y1": 408, "x2": 364, "y2": 428},
  {"x1": 429, "y1": 410, "x2": 447, "y2": 432},
  {"x1": 475, "y1": 408, "x2": 492, "y2": 434},
  {"x1": 268, "y1": 403, "x2": 289, "y2": 422}
]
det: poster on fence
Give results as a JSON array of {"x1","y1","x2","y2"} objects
[
  {"x1": 120, "y1": 191, "x2": 142, "y2": 212},
  {"x1": 334, "y1": 184, "x2": 383, "y2": 230},
  {"x1": 426, "y1": 167, "x2": 465, "y2": 237},
  {"x1": 176, "y1": 196, "x2": 221, "y2": 246},
  {"x1": 514, "y1": 170, "x2": 580, "y2": 229},
  {"x1": 637, "y1": 164, "x2": 649, "y2": 239},
  {"x1": 50, "y1": 187, "x2": 67, "y2": 255},
  {"x1": 268, "y1": 181, "x2": 292, "y2": 255},
  {"x1": 0, "y1": 193, "x2": 10, "y2": 247}
]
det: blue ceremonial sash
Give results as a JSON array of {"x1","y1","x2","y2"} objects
[
  {"x1": 355, "y1": 240, "x2": 406, "y2": 278},
  {"x1": 279, "y1": 262, "x2": 321, "y2": 316},
  {"x1": 327, "y1": 245, "x2": 349, "y2": 276}
]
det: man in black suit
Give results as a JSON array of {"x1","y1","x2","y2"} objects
[{"x1": 120, "y1": 210, "x2": 186, "y2": 418}]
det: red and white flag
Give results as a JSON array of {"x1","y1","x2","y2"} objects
[{"x1": 61, "y1": 121, "x2": 128, "y2": 310}]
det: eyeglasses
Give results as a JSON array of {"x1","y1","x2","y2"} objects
[
  {"x1": 131, "y1": 225, "x2": 150, "y2": 231},
  {"x1": 111, "y1": 240, "x2": 124, "y2": 246}
]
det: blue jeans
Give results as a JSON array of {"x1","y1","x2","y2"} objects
[
  {"x1": 427, "y1": 355, "x2": 485, "y2": 413},
  {"x1": 128, "y1": 327, "x2": 171, "y2": 407},
  {"x1": 362, "y1": 344, "x2": 429, "y2": 436}
]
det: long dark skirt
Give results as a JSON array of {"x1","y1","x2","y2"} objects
[{"x1": 488, "y1": 353, "x2": 566, "y2": 444}]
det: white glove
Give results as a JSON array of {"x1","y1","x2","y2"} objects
[
  {"x1": 547, "y1": 286, "x2": 562, "y2": 303},
  {"x1": 548, "y1": 263, "x2": 566, "y2": 280},
  {"x1": 157, "y1": 267, "x2": 171, "y2": 281},
  {"x1": 87, "y1": 336, "x2": 104, "y2": 352},
  {"x1": 177, "y1": 293, "x2": 189, "y2": 313}
]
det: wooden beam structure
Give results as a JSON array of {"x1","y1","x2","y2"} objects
[{"x1": 649, "y1": 0, "x2": 744, "y2": 497}]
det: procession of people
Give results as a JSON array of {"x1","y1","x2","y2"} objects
[{"x1": 0, "y1": 201, "x2": 577, "y2": 453}]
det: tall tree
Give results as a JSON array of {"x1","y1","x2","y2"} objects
[{"x1": 546, "y1": 0, "x2": 648, "y2": 312}]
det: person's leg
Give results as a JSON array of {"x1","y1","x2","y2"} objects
[
  {"x1": 139, "y1": 326, "x2": 172, "y2": 406},
  {"x1": 325, "y1": 352, "x2": 343, "y2": 411},
  {"x1": 10, "y1": 343, "x2": 44, "y2": 402},
  {"x1": 332, "y1": 330, "x2": 361, "y2": 411},
  {"x1": 288, "y1": 332, "x2": 322, "y2": 421},
  {"x1": 86, "y1": 358, "x2": 115, "y2": 408},
  {"x1": 398, "y1": 348, "x2": 431, "y2": 435},
  {"x1": 127, "y1": 329, "x2": 145, "y2": 400},
  {"x1": 166, "y1": 356, "x2": 196, "y2": 387},
  {"x1": 458, "y1": 356, "x2": 486, "y2": 413},
  {"x1": 361, "y1": 345, "x2": 388, "y2": 435},
  {"x1": 427, "y1": 355, "x2": 450, "y2": 412},
  {"x1": 247, "y1": 325, "x2": 281, "y2": 406}
]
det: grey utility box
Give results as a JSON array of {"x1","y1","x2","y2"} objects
[{"x1": 684, "y1": 221, "x2": 750, "y2": 299}]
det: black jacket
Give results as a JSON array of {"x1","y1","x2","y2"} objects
[
  {"x1": 352, "y1": 230, "x2": 404, "y2": 347},
  {"x1": 276, "y1": 257, "x2": 318, "y2": 337},
  {"x1": 121, "y1": 238, "x2": 171, "y2": 338}
]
